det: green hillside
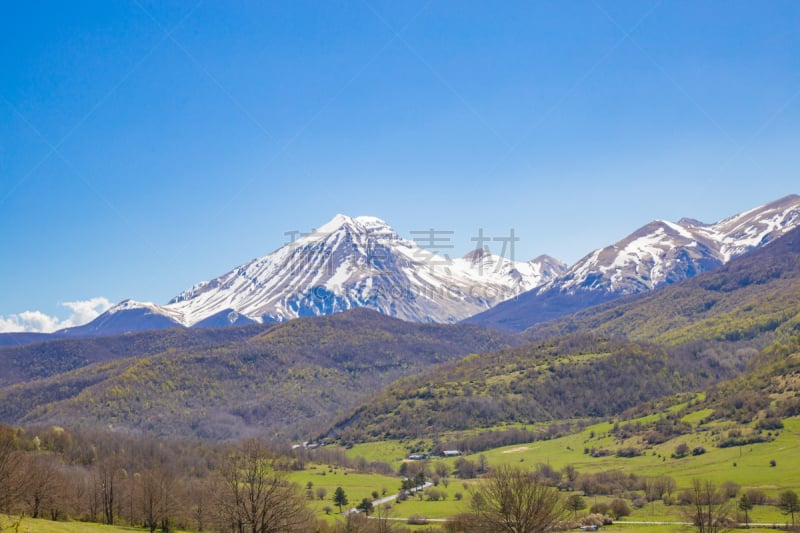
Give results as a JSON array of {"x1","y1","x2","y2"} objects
[
  {"x1": 0, "y1": 309, "x2": 516, "y2": 440},
  {"x1": 324, "y1": 335, "x2": 740, "y2": 442}
]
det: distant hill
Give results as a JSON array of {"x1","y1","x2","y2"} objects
[
  {"x1": 0, "y1": 308, "x2": 517, "y2": 440},
  {"x1": 524, "y1": 224, "x2": 800, "y2": 346},
  {"x1": 0, "y1": 323, "x2": 272, "y2": 388},
  {"x1": 0, "y1": 332, "x2": 53, "y2": 347}
]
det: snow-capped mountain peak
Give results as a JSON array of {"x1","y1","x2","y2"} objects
[
  {"x1": 161, "y1": 214, "x2": 563, "y2": 326},
  {"x1": 545, "y1": 194, "x2": 800, "y2": 296},
  {"x1": 700, "y1": 194, "x2": 800, "y2": 261}
]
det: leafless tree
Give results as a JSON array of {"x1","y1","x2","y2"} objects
[
  {"x1": 99, "y1": 453, "x2": 123, "y2": 524},
  {"x1": 0, "y1": 426, "x2": 23, "y2": 514},
  {"x1": 22, "y1": 454, "x2": 64, "y2": 519},
  {"x1": 141, "y1": 465, "x2": 178, "y2": 533},
  {"x1": 186, "y1": 477, "x2": 212, "y2": 532},
  {"x1": 684, "y1": 479, "x2": 733, "y2": 533},
  {"x1": 215, "y1": 439, "x2": 314, "y2": 533},
  {"x1": 467, "y1": 464, "x2": 566, "y2": 533}
]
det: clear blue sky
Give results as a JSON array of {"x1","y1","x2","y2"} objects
[{"x1": 1, "y1": 1, "x2": 799, "y2": 330}]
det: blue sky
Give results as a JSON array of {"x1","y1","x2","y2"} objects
[{"x1": 1, "y1": 1, "x2": 799, "y2": 331}]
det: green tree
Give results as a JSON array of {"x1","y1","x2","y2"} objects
[
  {"x1": 333, "y1": 487, "x2": 348, "y2": 513},
  {"x1": 565, "y1": 494, "x2": 586, "y2": 518},
  {"x1": 356, "y1": 498, "x2": 374, "y2": 516},
  {"x1": 737, "y1": 494, "x2": 753, "y2": 528},
  {"x1": 778, "y1": 490, "x2": 800, "y2": 526}
]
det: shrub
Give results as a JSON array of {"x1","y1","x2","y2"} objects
[
  {"x1": 672, "y1": 443, "x2": 690, "y2": 458},
  {"x1": 610, "y1": 498, "x2": 632, "y2": 519},
  {"x1": 616, "y1": 446, "x2": 642, "y2": 458},
  {"x1": 631, "y1": 494, "x2": 646, "y2": 509},
  {"x1": 745, "y1": 489, "x2": 768, "y2": 505},
  {"x1": 582, "y1": 513, "x2": 613, "y2": 526},
  {"x1": 721, "y1": 481, "x2": 740, "y2": 498},
  {"x1": 425, "y1": 488, "x2": 446, "y2": 501},
  {"x1": 756, "y1": 417, "x2": 784, "y2": 430}
]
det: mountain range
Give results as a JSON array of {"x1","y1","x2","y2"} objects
[
  {"x1": 2, "y1": 194, "x2": 798, "y2": 343},
  {"x1": 467, "y1": 194, "x2": 800, "y2": 331},
  {"x1": 54, "y1": 214, "x2": 567, "y2": 337},
  {"x1": 1, "y1": 207, "x2": 799, "y2": 440}
]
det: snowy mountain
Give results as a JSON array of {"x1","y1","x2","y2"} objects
[
  {"x1": 70, "y1": 215, "x2": 564, "y2": 333},
  {"x1": 552, "y1": 194, "x2": 800, "y2": 295},
  {"x1": 162, "y1": 214, "x2": 564, "y2": 325},
  {"x1": 48, "y1": 195, "x2": 800, "y2": 337},
  {"x1": 59, "y1": 300, "x2": 185, "y2": 337},
  {"x1": 467, "y1": 194, "x2": 800, "y2": 331}
]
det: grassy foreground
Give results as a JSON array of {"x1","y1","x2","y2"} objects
[{"x1": 0, "y1": 515, "x2": 194, "y2": 533}]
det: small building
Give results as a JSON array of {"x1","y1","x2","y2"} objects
[{"x1": 442, "y1": 450, "x2": 461, "y2": 457}]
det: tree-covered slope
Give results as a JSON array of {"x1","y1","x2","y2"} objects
[
  {"x1": 324, "y1": 335, "x2": 739, "y2": 442},
  {"x1": 0, "y1": 323, "x2": 273, "y2": 387},
  {"x1": 0, "y1": 309, "x2": 517, "y2": 440}
]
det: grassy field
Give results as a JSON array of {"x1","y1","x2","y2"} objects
[
  {"x1": 286, "y1": 464, "x2": 401, "y2": 524},
  {"x1": 480, "y1": 417, "x2": 800, "y2": 494},
  {"x1": 327, "y1": 414, "x2": 800, "y2": 530},
  {"x1": 0, "y1": 515, "x2": 193, "y2": 533}
]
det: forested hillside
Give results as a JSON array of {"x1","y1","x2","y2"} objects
[
  {"x1": 0, "y1": 324, "x2": 272, "y2": 387},
  {"x1": 325, "y1": 335, "x2": 741, "y2": 442},
  {"x1": 0, "y1": 309, "x2": 516, "y2": 440}
]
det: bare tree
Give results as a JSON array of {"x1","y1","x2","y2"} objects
[
  {"x1": 0, "y1": 426, "x2": 23, "y2": 514},
  {"x1": 778, "y1": 490, "x2": 800, "y2": 526},
  {"x1": 373, "y1": 503, "x2": 395, "y2": 533},
  {"x1": 187, "y1": 478, "x2": 212, "y2": 532},
  {"x1": 684, "y1": 479, "x2": 733, "y2": 533},
  {"x1": 141, "y1": 465, "x2": 178, "y2": 533},
  {"x1": 215, "y1": 439, "x2": 314, "y2": 533},
  {"x1": 99, "y1": 453, "x2": 123, "y2": 525},
  {"x1": 23, "y1": 454, "x2": 64, "y2": 519},
  {"x1": 468, "y1": 464, "x2": 566, "y2": 533}
]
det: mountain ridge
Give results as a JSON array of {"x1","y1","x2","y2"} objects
[{"x1": 467, "y1": 194, "x2": 800, "y2": 331}]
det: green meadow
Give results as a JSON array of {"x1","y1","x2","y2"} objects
[{"x1": 321, "y1": 412, "x2": 800, "y2": 531}]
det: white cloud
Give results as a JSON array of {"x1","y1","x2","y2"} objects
[{"x1": 0, "y1": 297, "x2": 113, "y2": 333}]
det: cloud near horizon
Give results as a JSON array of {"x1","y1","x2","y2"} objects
[{"x1": 0, "y1": 297, "x2": 113, "y2": 333}]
